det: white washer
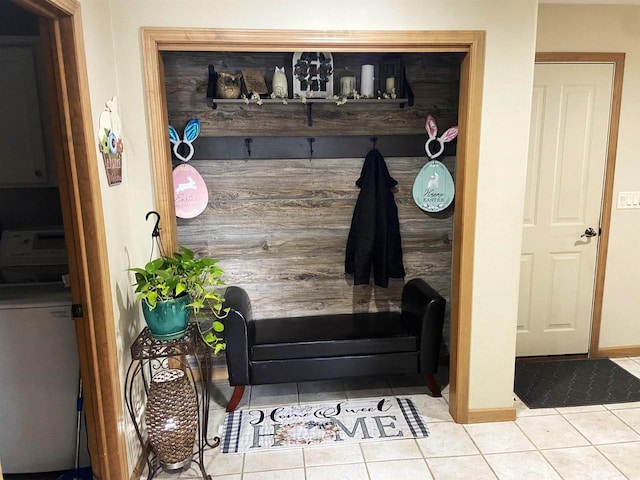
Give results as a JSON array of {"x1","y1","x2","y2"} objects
[{"x1": 0, "y1": 283, "x2": 86, "y2": 473}]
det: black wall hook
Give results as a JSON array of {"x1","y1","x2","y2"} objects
[
  {"x1": 370, "y1": 136, "x2": 378, "y2": 150},
  {"x1": 146, "y1": 211, "x2": 161, "y2": 238},
  {"x1": 245, "y1": 138, "x2": 253, "y2": 157},
  {"x1": 307, "y1": 137, "x2": 315, "y2": 157}
]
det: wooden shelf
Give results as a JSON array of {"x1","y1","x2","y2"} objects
[
  {"x1": 207, "y1": 97, "x2": 411, "y2": 126},
  {"x1": 209, "y1": 97, "x2": 409, "y2": 106}
]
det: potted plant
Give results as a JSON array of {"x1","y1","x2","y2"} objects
[{"x1": 129, "y1": 246, "x2": 227, "y2": 353}]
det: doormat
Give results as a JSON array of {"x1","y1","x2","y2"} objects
[
  {"x1": 514, "y1": 358, "x2": 640, "y2": 409},
  {"x1": 221, "y1": 397, "x2": 429, "y2": 454}
]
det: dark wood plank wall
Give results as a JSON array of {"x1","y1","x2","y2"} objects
[
  {"x1": 163, "y1": 52, "x2": 461, "y2": 137},
  {"x1": 176, "y1": 156, "x2": 454, "y2": 317},
  {"x1": 163, "y1": 51, "x2": 459, "y2": 336}
]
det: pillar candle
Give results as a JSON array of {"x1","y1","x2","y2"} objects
[
  {"x1": 385, "y1": 77, "x2": 395, "y2": 93},
  {"x1": 360, "y1": 64, "x2": 375, "y2": 97},
  {"x1": 340, "y1": 76, "x2": 356, "y2": 96}
]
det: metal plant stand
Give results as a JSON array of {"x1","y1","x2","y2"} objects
[{"x1": 125, "y1": 324, "x2": 219, "y2": 479}]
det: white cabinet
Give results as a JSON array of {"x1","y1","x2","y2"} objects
[{"x1": 0, "y1": 37, "x2": 53, "y2": 187}]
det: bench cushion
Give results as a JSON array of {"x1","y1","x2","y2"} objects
[{"x1": 251, "y1": 311, "x2": 417, "y2": 361}]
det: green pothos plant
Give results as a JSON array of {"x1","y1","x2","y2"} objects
[{"x1": 129, "y1": 246, "x2": 228, "y2": 354}]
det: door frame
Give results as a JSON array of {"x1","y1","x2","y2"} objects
[
  {"x1": 141, "y1": 28, "x2": 487, "y2": 423},
  {"x1": 11, "y1": 1, "x2": 129, "y2": 478},
  {"x1": 534, "y1": 52, "x2": 625, "y2": 358}
]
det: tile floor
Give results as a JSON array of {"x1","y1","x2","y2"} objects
[{"x1": 142, "y1": 357, "x2": 640, "y2": 480}]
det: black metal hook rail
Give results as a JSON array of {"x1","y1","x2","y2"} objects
[{"x1": 183, "y1": 134, "x2": 456, "y2": 161}]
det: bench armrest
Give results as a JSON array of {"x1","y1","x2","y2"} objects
[
  {"x1": 401, "y1": 278, "x2": 446, "y2": 374},
  {"x1": 222, "y1": 286, "x2": 253, "y2": 385}
]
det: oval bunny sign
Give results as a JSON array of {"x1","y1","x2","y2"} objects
[
  {"x1": 169, "y1": 119, "x2": 208, "y2": 218},
  {"x1": 413, "y1": 115, "x2": 457, "y2": 212},
  {"x1": 173, "y1": 163, "x2": 208, "y2": 219}
]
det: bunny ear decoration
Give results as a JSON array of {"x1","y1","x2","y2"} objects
[
  {"x1": 168, "y1": 118, "x2": 199, "y2": 162},
  {"x1": 183, "y1": 118, "x2": 200, "y2": 143},
  {"x1": 441, "y1": 126, "x2": 458, "y2": 143},
  {"x1": 425, "y1": 115, "x2": 438, "y2": 139},
  {"x1": 416, "y1": 114, "x2": 456, "y2": 211},
  {"x1": 424, "y1": 115, "x2": 459, "y2": 159},
  {"x1": 168, "y1": 125, "x2": 180, "y2": 145}
]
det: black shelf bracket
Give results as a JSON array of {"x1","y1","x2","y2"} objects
[
  {"x1": 206, "y1": 64, "x2": 217, "y2": 109},
  {"x1": 306, "y1": 103, "x2": 313, "y2": 127}
]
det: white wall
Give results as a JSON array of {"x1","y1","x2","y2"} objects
[
  {"x1": 80, "y1": 0, "x2": 538, "y2": 472},
  {"x1": 536, "y1": 4, "x2": 640, "y2": 349},
  {"x1": 78, "y1": 0, "x2": 145, "y2": 470}
]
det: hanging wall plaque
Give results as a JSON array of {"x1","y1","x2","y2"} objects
[
  {"x1": 173, "y1": 163, "x2": 208, "y2": 219},
  {"x1": 292, "y1": 52, "x2": 333, "y2": 98},
  {"x1": 96, "y1": 97, "x2": 124, "y2": 186},
  {"x1": 169, "y1": 119, "x2": 208, "y2": 218},
  {"x1": 412, "y1": 115, "x2": 458, "y2": 212}
]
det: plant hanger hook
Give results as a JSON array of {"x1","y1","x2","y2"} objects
[{"x1": 146, "y1": 211, "x2": 161, "y2": 238}]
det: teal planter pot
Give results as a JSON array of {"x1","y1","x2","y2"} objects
[{"x1": 142, "y1": 295, "x2": 191, "y2": 340}]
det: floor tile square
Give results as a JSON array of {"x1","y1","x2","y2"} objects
[
  {"x1": 305, "y1": 463, "x2": 369, "y2": 480},
  {"x1": 203, "y1": 448, "x2": 243, "y2": 476},
  {"x1": 516, "y1": 414, "x2": 589, "y2": 449},
  {"x1": 485, "y1": 451, "x2": 562, "y2": 480},
  {"x1": 606, "y1": 401, "x2": 640, "y2": 411},
  {"x1": 249, "y1": 383, "x2": 298, "y2": 408},
  {"x1": 209, "y1": 380, "x2": 246, "y2": 411},
  {"x1": 464, "y1": 421, "x2": 535, "y2": 454},
  {"x1": 542, "y1": 446, "x2": 626, "y2": 480},
  {"x1": 303, "y1": 443, "x2": 364, "y2": 467},
  {"x1": 343, "y1": 376, "x2": 393, "y2": 398},
  {"x1": 367, "y1": 458, "x2": 433, "y2": 480},
  {"x1": 562, "y1": 410, "x2": 640, "y2": 444},
  {"x1": 360, "y1": 438, "x2": 422, "y2": 461},
  {"x1": 555, "y1": 404, "x2": 606, "y2": 414},
  {"x1": 242, "y1": 468, "x2": 306, "y2": 480},
  {"x1": 612, "y1": 407, "x2": 640, "y2": 434},
  {"x1": 427, "y1": 455, "x2": 497, "y2": 480},
  {"x1": 416, "y1": 422, "x2": 479, "y2": 457},
  {"x1": 387, "y1": 374, "x2": 430, "y2": 396},
  {"x1": 514, "y1": 395, "x2": 557, "y2": 418},
  {"x1": 611, "y1": 358, "x2": 640, "y2": 378},
  {"x1": 404, "y1": 393, "x2": 454, "y2": 423},
  {"x1": 598, "y1": 442, "x2": 640, "y2": 480},
  {"x1": 243, "y1": 448, "x2": 304, "y2": 472},
  {"x1": 298, "y1": 380, "x2": 346, "y2": 403}
]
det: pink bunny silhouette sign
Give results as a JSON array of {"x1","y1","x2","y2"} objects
[
  {"x1": 170, "y1": 119, "x2": 209, "y2": 219},
  {"x1": 412, "y1": 115, "x2": 458, "y2": 212}
]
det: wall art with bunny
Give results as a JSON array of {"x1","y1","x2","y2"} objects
[{"x1": 412, "y1": 115, "x2": 458, "y2": 212}]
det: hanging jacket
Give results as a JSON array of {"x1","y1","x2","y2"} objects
[{"x1": 345, "y1": 148, "x2": 405, "y2": 287}]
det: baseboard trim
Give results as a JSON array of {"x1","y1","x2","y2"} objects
[
  {"x1": 593, "y1": 345, "x2": 640, "y2": 358},
  {"x1": 464, "y1": 406, "x2": 516, "y2": 424}
]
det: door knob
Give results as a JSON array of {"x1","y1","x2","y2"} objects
[{"x1": 581, "y1": 227, "x2": 597, "y2": 238}]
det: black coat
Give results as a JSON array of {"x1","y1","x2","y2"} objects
[{"x1": 345, "y1": 149, "x2": 405, "y2": 287}]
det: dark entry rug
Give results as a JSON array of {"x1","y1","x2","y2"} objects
[{"x1": 514, "y1": 358, "x2": 640, "y2": 409}]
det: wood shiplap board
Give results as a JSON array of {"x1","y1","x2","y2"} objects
[{"x1": 177, "y1": 156, "x2": 454, "y2": 324}]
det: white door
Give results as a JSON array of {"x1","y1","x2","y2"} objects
[{"x1": 517, "y1": 63, "x2": 614, "y2": 357}]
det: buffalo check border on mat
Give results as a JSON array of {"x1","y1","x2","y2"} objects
[{"x1": 221, "y1": 397, "x2": 429, "y2": 454}]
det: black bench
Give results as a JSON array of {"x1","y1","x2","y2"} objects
[{"x1": 222, "y1": 278, "x2": 446, "y2": 411}]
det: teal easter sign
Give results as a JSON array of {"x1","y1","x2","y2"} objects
[
  {"x1": 413, "y1": 115, "x2": 458, "y2": 212},
  {"x1": 413, "y1": 160, "x2": 455, "y2": 212}
]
